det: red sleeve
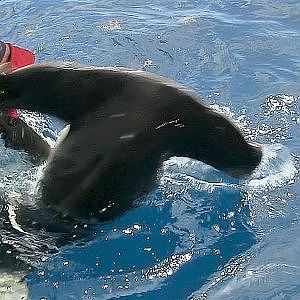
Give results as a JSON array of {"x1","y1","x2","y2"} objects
[
  {"x1": 8, "y1": 43, "x2": 35, "y2": 71},
  {"x1": 5, "y1": 44, "x2": 35, "y2": 119}
]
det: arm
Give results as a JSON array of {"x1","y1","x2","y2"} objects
[
  {"x1": 0, "y1": 42, "x2": 35, "y2": 118},
  {"x1": 0, "y1": 41, "x2": 50, "y2": 158},
  {"x1": 0, "y1": 41, "x2": 35, "y2": 70}
]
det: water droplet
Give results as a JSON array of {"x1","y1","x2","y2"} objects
[
  {"x1": 122, "y1": 228, "x2": 134, "y2": 235},
  {"x1": 133, "y1": 224, "x2": 142, "y2": 230}
]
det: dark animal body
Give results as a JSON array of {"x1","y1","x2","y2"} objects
[{"x1": 0, "y1": 64, "x2": 262, "y2": 220}]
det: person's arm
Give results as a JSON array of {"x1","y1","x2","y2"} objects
[
  {"x1": 8, "y1": 43, "x2": 35, "y2": 70},
  {"x1": 0, "y1": 41, "x2": 50, "y2": 158},
  {"x1": 1, "y1": 41, "x2": 36, "y2": 118},
  {"x1": 0, "y1": 41, "x2": 35, "y2": 70}
]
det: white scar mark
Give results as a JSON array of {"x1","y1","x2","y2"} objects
[
  {"x1": 119, "y1": 133, "x2": 136, "y2": 140},
  {"x1": 109, "y1": 113, "x2": 127, "y2": 118},
  {"x1": 155, "y1": 119, "x2": 185, "y2": 130}
]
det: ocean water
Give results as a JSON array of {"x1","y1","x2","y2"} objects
[{"x1": 0, "y1": 0, "x2": 299, "y2": 299}]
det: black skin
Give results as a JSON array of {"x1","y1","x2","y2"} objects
[{"x1": 0, "y1": 64, "x2": 262, "y2": 221}]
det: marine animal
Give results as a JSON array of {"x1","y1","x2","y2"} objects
[{"x1": 0, "y1": 64, "x2": 262, "y2": 220}]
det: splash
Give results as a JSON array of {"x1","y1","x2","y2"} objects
[
  {"x1": 0, "y1": 271, "x2": 28, "y2": 300},
  {"x1": 245, "y1": 143, "x2": 298, "y2": 190}
]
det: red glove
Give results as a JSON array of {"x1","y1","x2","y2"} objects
[{"x1": 7, "y1": 44, "x2": 35, "y2": 119}]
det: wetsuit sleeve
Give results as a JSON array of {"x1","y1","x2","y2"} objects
[{"x1": 8, "y1": 43, "x2": 35, "y2": 70}]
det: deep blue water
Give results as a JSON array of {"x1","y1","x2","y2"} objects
[{"x1": 0, "y1": 0, "x2": 299, "y2": 299}]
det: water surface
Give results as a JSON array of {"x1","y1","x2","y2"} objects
[{"x1": 0, "y1": 0, "x2": 299, "y2": 299}]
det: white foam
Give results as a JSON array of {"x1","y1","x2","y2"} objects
[
  {"x1": 0, "y1": 271, "x2": 28, "y2": 300},
  {"x1": 244, "y1": 143, "x2": 298, "y2": 190}
]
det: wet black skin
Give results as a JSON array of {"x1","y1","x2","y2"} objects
[{"x1": 0, "y1": 64, "x2": 262, "y2": 220}]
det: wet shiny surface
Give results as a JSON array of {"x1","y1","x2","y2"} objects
[{"x1": 0, "y1": 0, "x2": 299, "y2": 299}]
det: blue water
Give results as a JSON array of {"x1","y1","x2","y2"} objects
[{"x1": 0, "y1": 0, "x2": 299, "y2": 299}]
